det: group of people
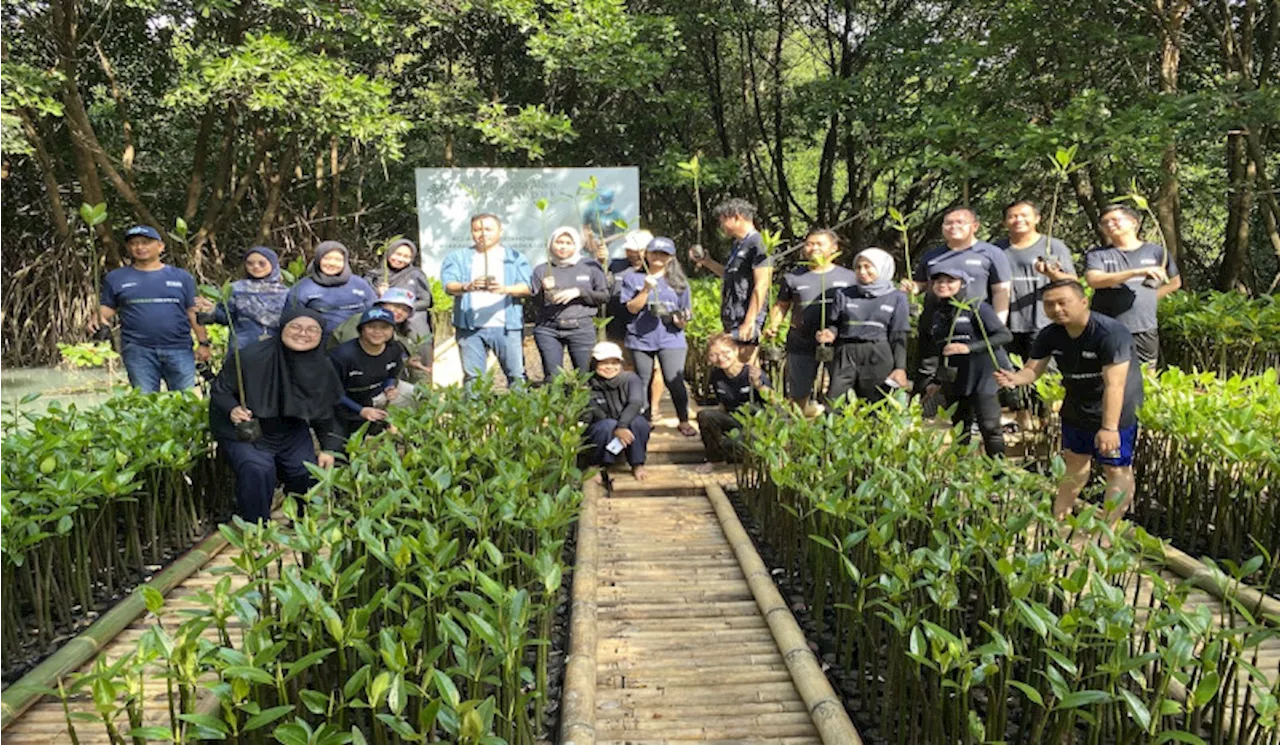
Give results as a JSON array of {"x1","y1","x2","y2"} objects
[{"x1": 90, "y1": 194, "x2": 1178, "y2": 524}]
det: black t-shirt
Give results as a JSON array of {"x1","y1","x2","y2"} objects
[
  {"x1": 531, "y1": 260, "x2": 609, "y2": 324},
  {"x1": 1030, "y1": 313, "x2": 1144, "y2": 428},
  {"x1": 711, "y1": 365, "x2": 771, "y2": 413},
  {"x1": 830, "y1": 288, "x2": 911, "y2": 343},
  {"x1": 330, "y1": 338, "x2": 405, "y2": 417},
  {"x1": 777, "y1": 266, "x2": 857, "y2": 351},
  {"x1": 721, "y1": 231, "x2": 769, "y2": 330}
]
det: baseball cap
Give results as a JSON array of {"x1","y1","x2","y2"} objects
[
  {"x1": 377, "y1": 288, "x2": 417, "y2": 312},
  {"x1": 124, "y1": 225, "x2": 163, "y2": 242},
  {"x1": 357, "y1": 307, "x2": 397, "y2": 328},
  {"x1": 591, "y1": 342, "x2": 624, "y2": 361},
  {"x1": 929, "y1": 267, "x2": 971, "y2": 283},
  {"x1": 647, "y1": 236, "x2": 677, "y2": 255}
]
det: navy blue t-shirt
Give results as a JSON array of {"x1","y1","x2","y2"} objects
[
  {"x1": 721, "y1": 231, "x2": 769, "y2": 330},
  {"x1": 913, "y1": 241, "x2": 1012, "y2": 307},
  {"x1": 711, "y1": 365, "x2": 771, "y2": 413},
  {"x1": 777, "y1": 266, "x2": 857, "y2": 352},
  {"x1": 1030, "y1": 313, "x2": 1144, "y2": 429},
  {"x1": 829, "y1": 288, "x2": 911, "y2": 343},
  {"x1": 100, "y1": 265, "x2": 196, "y2": 349}
]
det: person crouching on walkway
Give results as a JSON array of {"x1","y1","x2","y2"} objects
[
  {"x1": 209, "y1": 308, "x2": 343, "y2": 523},
  {"x1": 819, "y1": 248, "x2": 910, "y2": 405},
  {"x1": 330, "y1": 308, "x2": 405, "y2": 441},
  {"x1": 584, "y1": 342, "x2": 650, "y2": 482},
  {"x1": 696, "y1": 333, "x2": 771, "y2": 472},
  {"x1": 919, "y1": 268, "x2": 1013, "y2": 457}
]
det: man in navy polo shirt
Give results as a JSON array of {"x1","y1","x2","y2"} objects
[
  {"x1": 90, "y1": 225, "x2": 210, "y2": 392},
  {"x1": 906, "y1": 206, "x2": 1012, "y2": 321},
  {"x1": 995, "y1": 279, "x2": 1144, "y2": 526},
  {"x1": 692, "y1": 198, "x2": 772, "y2": 342}
]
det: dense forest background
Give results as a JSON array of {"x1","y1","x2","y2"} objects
[{"x1": 2, "y1": 0, "x2": 1277, "y2": 365}]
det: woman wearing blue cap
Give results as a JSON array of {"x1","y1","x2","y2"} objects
[
  {"x1": 194, "y1": 246, "x2": 290, "y2": 348},
  {"x1": 329, "y1": 307, "x2": 406, "y2": 440},
  {"x1": 532, "y1": 226, "x2": 609, "y2": 379},
  {"x1": 620, "y1": 236, "x2": 697, "y2": 437},
  {"x1": 918, "y1": 267, "x2": 1013, "y2": 457}
]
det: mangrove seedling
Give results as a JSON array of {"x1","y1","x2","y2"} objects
[
  {"x1": 200, "y1": 282, "x2": 258, "y2": 441},
  {"x1": 78, "y1": 202, "x2": 110, "y2": 341},
  {"x1": 888, "y1": 206, "x2": 912, "y2": 280},
  {"x1": 1121, "y1": 180, "x2": 1171, "y2": 289},
  {"x1": 1039, "y1": 145, "x2": 1081, "y2": 271}
]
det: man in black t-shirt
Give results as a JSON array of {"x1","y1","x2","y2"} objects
[
  {"x1": 692, "y1": 198, "x2": 772, "y2": 342},
  {"x1": 995, "y1": 279, "x2": 1144, "y2": 525}
]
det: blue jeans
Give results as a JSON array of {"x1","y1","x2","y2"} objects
[
  {"x1": 457, "y1": 326, "x2": 525, "y2": 386},
  {"x1": 121, "y1": 344, "x2": 196, "y2": 392}
]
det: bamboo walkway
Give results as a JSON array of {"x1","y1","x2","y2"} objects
[{"x1": 561, "y1": 412, "x2": 861, "y2": 744}]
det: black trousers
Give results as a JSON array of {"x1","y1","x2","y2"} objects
[
  {"x1": 697, "y1": 408, "x2": 743, "y2": 462},
  {"x1": 945, "y1": 387, "x2": 1005, "y2": 457},
  {"x1": 827, "y1": 340, "x2": 894, "y2": 405},
  {"x1": 633, "y1": 347, "x2": 691, "y2": 422}
]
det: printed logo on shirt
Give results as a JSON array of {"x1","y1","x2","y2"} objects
[
  {"x1": 576, "y1": 275, "x2": 590, "y2": 281},
  {"x1": 955, "y1": 317, "x2": 972, "y2": 324},
  {"x1": 385, "y1": 362, "x2": 397, "y2": 370},
  {"x1": 1081, "y1": 351, "x2": 1098, "y2": 359},
  {"x1": 121, "y1": 282, "x2": 138, "y2": 289},
  {"x1": 348, "y1": 370, "x2": 364, "y2": 378},
  {"x1": 880, "y1": 305, "x2": 895, "y2": 312},
  {"x1": 965, "y1": 259, "x2": 984, "y2": 267},
  {"x1": 1140, "y1": 259, "x2": 1157, "y2": 266},
  {"x1": 353, "y1": 289, "x2": 366, "y2": 296},
  {"x1": 795, "y1": 284, "x2": 811, "y2": 291},
  {"x1": 832, "y1": 281, "x2": 849, "y2": 288},
  {"x1": 165, "y1": 281, "x2": 184, "y2": 288},
  {"x1": 739, "y1": 387, "x2": 751, "y2": 394}
]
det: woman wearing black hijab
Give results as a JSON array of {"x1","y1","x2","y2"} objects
[{"x1": 209, "y1": 308, "x2": 346, "y2": 521}]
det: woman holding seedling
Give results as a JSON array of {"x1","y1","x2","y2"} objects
[
  {"x1": 620, "y1": 236, "x2": 698, "y2": 437},
  {"x1": 918, "y1": 267, "x2": 1013, "y2": 457},
  {"x1": 194, "y1": 246, "x2": 290, "y2": 348},
  {"x1": 584, "y1": 342, "x2": 650, "y2": 482},
  {"x1": 531, "y1": 226, "x2": 610, "y2": 378},
  {"x1": 209, "y1": 308, "x2": 344, "y2": 523},
  {"x1": 285, "y1": 241, "x2": 376, "y2": 338},
  {"x1": 819, "y1": 248, "x2": 910, "y2": 404}
]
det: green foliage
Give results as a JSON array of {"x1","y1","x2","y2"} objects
[
  {"x1": 1, "y1": 391, "x2": 230, "y2": 659},
  {"x1": 57, "y1": 342, "x2": 120, "y2": 369},
  {"x1": 738, "y1": 398, "x2": 1280, "y2": 743},
  {"x1": 1158, "y1": 292, "x2": 1280, "y2": 377},
  {"x1": 51, "y1": 382, "x2": 587, "y2": 744}
]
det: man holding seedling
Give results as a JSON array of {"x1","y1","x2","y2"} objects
[
  {"x1": 995, "y1": 279, "x2": 1145, "y2": 525},
  {"x1": 765, "y1": 228, "x2": 855, "y2": 408},
  {"x1": 694, "y1": 198, "x2": 772, "y2": 343},
  {"x1": 330, "y1": 307, "x2": 406, "y2": 440},
  {"x1": 441, "y1": 213, "x2": 532, "y2": 387},
  {"x1": 1084, "y1": 204, "x2": 1181, "y2": 367},
  {"x1": 90, "y1": 224, "x2": 211, "y2": 392}
]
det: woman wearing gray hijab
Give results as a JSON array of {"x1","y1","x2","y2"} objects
[{"x1": 818, "y1": 248, "x2": 911, "y2": 404}]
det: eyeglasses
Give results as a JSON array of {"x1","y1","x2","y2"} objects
[{"x1": 284, "y1": 324, "x2": 323, "y2": 337}]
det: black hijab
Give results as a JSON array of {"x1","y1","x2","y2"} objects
[
  {"x1": 227, "y1": 307, "x2": 344, "y2": 421},
  {"x1": 307, "y1": 241, "x2": 353, "y2": 287}
]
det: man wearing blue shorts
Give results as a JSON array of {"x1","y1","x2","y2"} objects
[{"x1": 995, "y1": 279, "x2": 1144, "y2": 524}]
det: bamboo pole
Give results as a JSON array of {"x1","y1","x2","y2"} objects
[
  {"x1": 1161, "y1": 543, "x2": 1280, "y2": 622},
  {"x1": 1, "y1": 530, "x2": 230, "y2": 731},
  {"x1": 561, "y1": 478, "x2": 602, "y2": 745},
  {"x1": 704, "y1": 483, "x2": 862, "y2": 745}
]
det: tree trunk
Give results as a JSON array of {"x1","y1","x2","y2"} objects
[
  {"x1": 257, "y1": 143, "x2": 297, "y2": 245},
  {"x1": 328, "y1": 135, "x2": 340, "y2": 241},
  {"x1": 18, "y1": 108, "x2": 72, "y2": 242},
  {"x1": 1218, "y1": 132, "x2": 1254, "y2": 291},
  {"x1": 182, "y1": 109, "x2": 217, "y2": 224},
  {"x1": 1151, "y1": 0, "x2": 1191, "y2": 261}
]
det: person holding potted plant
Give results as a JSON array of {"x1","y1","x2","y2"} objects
[
  {"x1": 1084, "y1": 204, "x2": 1181, "y2": 366},
  {"x1": 692, "y1": 198, "x2": 771, "y2": 343},
  {"x1": 620, "y1": 236, "x2": 698, "y2": 437},
  {"x1": 209, "y1": 308, "x2": 344, "y2": 523},
  {"x1": 285, "y1": 241, "x2": 376, "y2": 339},
  {"x1": 918, "y1": 267, "x2": 1013, "y2": 457},
  {"x1": 696, "y1": 333, "x2": 771, "y2": 471},
  {"x1": 365, "y1": 238, "x2": 434, "y2": 371},
  {"x1": 995, "y1": 279, "x2": 1145, "y2": 524},
  {"x1": 765, "y1": 228, "x2": 856, "y2": 409},
  {"x1": 329, "y1": 307, "x2": 406, "y2": 441},
  {"x1": 818, "y1": 248, "x2": 910, "y2": 405},
  {"x1": 531, "y1": 226, "x2": 610, "y2": 378},
  {"x1": 194, "y1": 246, "x2": 290, "y2": 348},
  {"x1": 583, "y1": 341, "x2": 650, "y2": 482},
  {"x1": 441, "y1": 213, "x2": 533, "y2": 387}
]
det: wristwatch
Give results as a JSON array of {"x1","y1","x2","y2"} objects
[{"x1": 198, "y1": 340, "x2": 211, "y2": 347}]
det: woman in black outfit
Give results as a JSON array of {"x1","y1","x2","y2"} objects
[
  {"x1": 919, "y1": 268, "x2": 1013, "y2": 457},
  {"x1": 209, "y1": 308, "x2": 345, "y2": 522},
  {"x1": 584, "y1": 342, "x2": 650, "y2": 482}
]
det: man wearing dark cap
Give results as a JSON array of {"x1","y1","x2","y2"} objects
[{"x1": 89, "y1": 225, "x2": 210, "y2": 392}]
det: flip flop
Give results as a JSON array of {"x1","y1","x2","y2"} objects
[{"x1": 677, "y1": 422, "x2": 698, "y2": 437}]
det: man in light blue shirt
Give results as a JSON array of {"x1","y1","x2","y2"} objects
[{"x1": 440, "y1": 214, "x2": 532, "y2": 386}]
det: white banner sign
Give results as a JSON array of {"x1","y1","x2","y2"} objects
[{"x1": 414, "y1": 167, "x2": 641, "y2": 278}]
